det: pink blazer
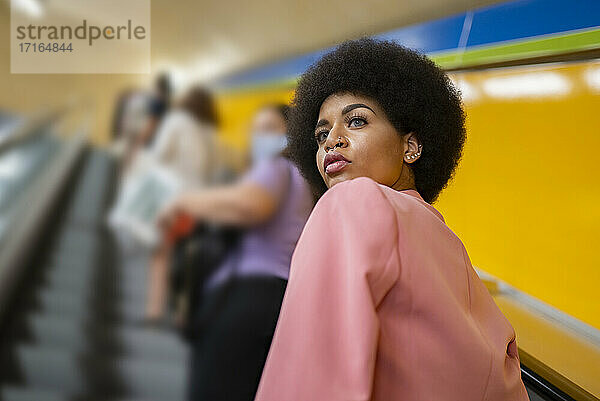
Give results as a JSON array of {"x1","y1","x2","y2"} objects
[{"x1": 255, "y1": 177, "x2": 529, "y2": 401}]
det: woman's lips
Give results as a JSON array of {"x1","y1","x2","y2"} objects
[{"x1": 324, "y1": 151, "x2": 351, "y2": 175}]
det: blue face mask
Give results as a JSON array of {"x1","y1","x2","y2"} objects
[{"x1": 251, "y1": 132, "x2": 287, "y2": 162}]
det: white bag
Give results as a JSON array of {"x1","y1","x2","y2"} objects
[{"x1": 108, "y1": 151, "x2": 184, "y2": 248}]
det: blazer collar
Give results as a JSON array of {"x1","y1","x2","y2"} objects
[
  {"x1": 397, "y1": 189, "x2": 445, "y2": 223},
  {"x1": 398, "y1": 189, "x2": 423, "y2": 201}
]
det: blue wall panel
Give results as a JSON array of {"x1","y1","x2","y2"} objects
[
  {"x1": 467, "y1": 0, "x2": 600, "y2": 47},
  {"x1": 375, "y1": 12, "x2": 467, "y2": 53},
  {"x1": 216, "y1": 0, "x2": 600, "y2": 90}
]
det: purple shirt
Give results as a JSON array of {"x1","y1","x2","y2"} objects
[{"x1": 205, "y1": 156, "x2": 314, "y2": 289}]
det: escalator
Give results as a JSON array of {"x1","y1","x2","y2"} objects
[{"x1": 0, "y1": 113, "x2": 188, "y2": 401}]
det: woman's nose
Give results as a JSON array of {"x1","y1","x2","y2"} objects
[{"x1": 324, "y1": 125, "x2": 347, "y2": 152}]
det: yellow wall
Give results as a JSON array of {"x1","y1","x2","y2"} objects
[
  {"x1": 216, "y1": 59, "x2": 600, "y2": 330},
  {"x1": 439, "y1": 60, "x2": 600, "y2": 330}
]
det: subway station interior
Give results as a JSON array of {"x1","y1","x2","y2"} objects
[{"x1": 0, "y1": 0, "x2": 599, "y2": 400}]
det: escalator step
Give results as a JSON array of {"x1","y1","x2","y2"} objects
[
  {"x1": 1, "y1": 386, "x2": 69, "y2": 401},
  {"x1": 21, "y1": 312, "x2": 187, "y2": 363},
  {"x1": 14, "y1": 345, "x2": 85, "y2": 394},
  {"x1": 36, "y1": 287, "x2": 142, "y2": 322},
  {"x1": 118, "y1": 357, "x2": 186, "y2": 401},
  {"x1": 12, "y1": 344, "x2": 185, "y2": 400}
]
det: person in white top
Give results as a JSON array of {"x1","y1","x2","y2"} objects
[
  {"x1": 145, "y1": 86, "x2": 220, "y2": 322},
  {"x1": 150, "y1": 86, "x2": 218, "y2": 188}
]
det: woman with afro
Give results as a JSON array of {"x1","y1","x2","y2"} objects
[{"x1": 255, "y1": 38, "x2": 529, "y2": 401}]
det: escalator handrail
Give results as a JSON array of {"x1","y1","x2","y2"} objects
[
  {"x1": 0, "y1": 127, "x2": 89, "y2": 326},
  {"x1": 478, "y1": 270, "x2": 600, "y2": 400},
  {"x1": 0, "y1": 106, "x2": 69, "y2": 155},
  {"x1": 520, "y1": 349, "x2": 599, "y2": 401}
]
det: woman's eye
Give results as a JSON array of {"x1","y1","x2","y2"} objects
[
  {"x1": 349, "y1": 117, "x2": 366, "y2": 128},
  {"x1": 315, "y1": 130, "x2": 328, "y2": 143}
]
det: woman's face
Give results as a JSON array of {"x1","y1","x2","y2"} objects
[{"x1": 315, "y1": 92, "x2": 413, "y2": 189}]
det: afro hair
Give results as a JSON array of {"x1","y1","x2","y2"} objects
[{"x1": 286, "y1": 37, "x2": 466, "y2": 203}]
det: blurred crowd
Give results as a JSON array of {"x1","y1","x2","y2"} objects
[{"x1": 107, "y1": 73, "x2": 314, "y2": 401}]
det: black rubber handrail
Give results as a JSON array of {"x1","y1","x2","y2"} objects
[
  {"x1": 519, "y1": 348, "x2": 599, "y2": 401},
  {"x1": 0, "y1": 108, "x2": 66, "y2": 154},
  {"x1": 0, "y1": 128, "x2": 88, "y2": 326}
]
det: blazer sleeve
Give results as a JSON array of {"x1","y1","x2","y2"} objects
[{"x1": 255, "y1": 177, "x2": 400, "y2": 401}]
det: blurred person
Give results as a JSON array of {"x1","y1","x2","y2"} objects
[
  {"x1": 158, "y1": 104, "x2": 314, "y2": 401},
  {"x1": 106, "y1": 82, "x2": 172, "y2": 256},
  {"x1": 109, "y1": 88, "x2": 152, "y2": 164},
  {"x1": 149, "y1": 85, "x2": 218, "y2": 186},
  {"x1": 110, "y1": 88, "x2": 134, "y2": 142},
  {"x1": 120, "y1": 73, "x2": 172, "y2": 171},
  {"x1": 145, "y1": 86, "x2": 220, "y2": 321},
  {"x1": 151, "y1": 73, "x2": 172, "y2": 118},
  {"x1": 254, "y1": 38, "x2": 530, "y2": 401}
]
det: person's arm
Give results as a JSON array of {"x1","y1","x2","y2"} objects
[
  {"x1": 160, "y1": 181, "x2": 279, "y2": 227},
  {"x1": 159, "y1": 157, "x2": 289, "y2": 228},
  {"x1": 255, "y1": 177, "x2": 400, "y2": 401}
]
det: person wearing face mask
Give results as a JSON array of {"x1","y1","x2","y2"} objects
[
  {"x1": 250, "y1": 114, "x2": 289, "y2": 163},
  {"x1": 158, "y1": 103, "x2": 314, "y2": 401}
]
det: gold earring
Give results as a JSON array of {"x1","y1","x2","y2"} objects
[{"x1": 406, "y1": 144, "x2": 423, "y2": 160}]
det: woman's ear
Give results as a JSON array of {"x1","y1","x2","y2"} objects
[{"x1": 403, "y1": 132, "x2": 422, "y2": 163}]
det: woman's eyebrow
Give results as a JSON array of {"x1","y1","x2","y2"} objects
[
  {"x1": 315, "y1": 103, "x2": 375, "y2": 129},
  {"x1": 342, "y1": 103, "x2": 376, "y2": 115},
  {"x1": 315, "y1": 119, "x2": 329, "y2": 129}
]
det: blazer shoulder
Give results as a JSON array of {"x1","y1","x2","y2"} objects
[
  {"x1": 318, "y1": 176, "x2": 391, "y2": 207},
  {"x1": 311, "y1": 177, "x2": 398, "y2": 247}
]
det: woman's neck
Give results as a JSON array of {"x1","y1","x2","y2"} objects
[{"x1": 390, "y1": 162, "x2": 416, "y2": 192}]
